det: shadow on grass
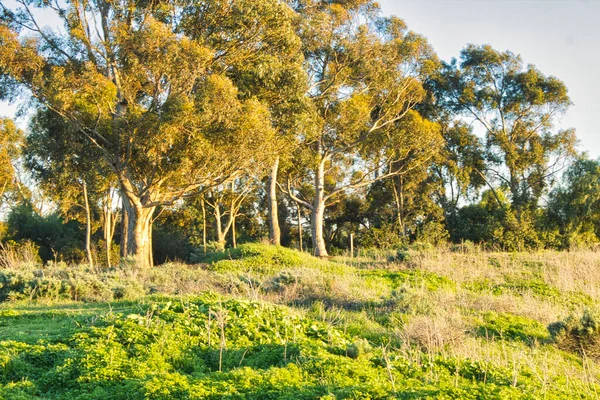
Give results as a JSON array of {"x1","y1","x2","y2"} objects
[{"x1": 0, "y1": 300, "x2": 144, "y2": 343}]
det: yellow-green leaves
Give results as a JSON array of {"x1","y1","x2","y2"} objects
[
  {"x1": 0, "y1": 119, "x2": 22, "y2": 201},
  {"x1": 438, "y1": 44, "x2": 576, "y2": 209}
]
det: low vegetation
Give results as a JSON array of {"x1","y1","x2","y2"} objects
[{"x1": 2, "y1": 244, "x2": 600, "y2": 399}]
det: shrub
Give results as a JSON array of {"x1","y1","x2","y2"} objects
[
  {"x1": 548, "y1": 309, "x2": 600, "y2": 359},
  {"x1": 0, "y1": 241, "x2": 41, "y2": 269}
]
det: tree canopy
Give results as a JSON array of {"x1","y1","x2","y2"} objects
[{"x1": 0, "y1": 0, "x2": 591, "y2": 264}]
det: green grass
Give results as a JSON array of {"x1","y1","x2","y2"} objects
[{"x1": 2, "y1": 244, "x2": 600, "y2": 399}]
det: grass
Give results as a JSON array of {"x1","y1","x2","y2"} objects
[{"x1": 2, "y1": 244, "x2": 600, "y2": 398}]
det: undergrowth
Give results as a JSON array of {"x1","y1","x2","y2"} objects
[{"x1": 2, "y1": 244, "x2": 600, "y2": 398}]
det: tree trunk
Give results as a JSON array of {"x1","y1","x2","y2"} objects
[
  {"x1": 214, "y1": 205, "x2": 226, "y2": 251},
  {"x1": 311, "y1": 159, "x2": 328, "y2": 257},
  {"x1": 104, "y1": 198, "x2": 112, "y2": 268},
  {"x1": 297, "y1": 201, "x2": 303, "y2": 252},
  {"x1": 201, "y1": 198, "x2": 207, "y2": 254},
  {"x1": 121, "y1": 195, "x2": 155, "y2": 268},
  {"x1": 267, "y1": 156, "x2": 281, "y2": 246},
  {"x1": 103, "y1": 189, "x2": 116, "y2": 268},
  {"x1": 82, "y1": 181, "x2": 94, "y2": 269},
  {"x1": 120, "y1": 196, "x2": 129, "y2": 259},
  {"x1": 232, "y1": 214, "x2": 237, "y2": 249},
  {"x1": 393, "y1": 175, "x2": 406, "y2": 236}
]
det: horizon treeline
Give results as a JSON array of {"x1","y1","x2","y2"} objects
[{"x1": 0, "y1": 0, "x2": 599, "y2": 267}]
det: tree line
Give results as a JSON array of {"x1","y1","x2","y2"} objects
[{"x1": 0, "y1": 0, "x2": 598, "y2": 268}]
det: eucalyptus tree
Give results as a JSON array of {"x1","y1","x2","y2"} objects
[
  {"x1": 0, "y1": 0, "x2": 299, "y2": 267},
  {"x1": 0, "y1": 118, "x2": 23, "y2": 208},
  {"x1": 283, "y1": 3, "x2": 440, "y2": 257},
  {"x1": 430, "y1": 120, "x2": 487, "y2": 219},
  {"x1": 205, "y1": 175, "x2": 261, "y2": 251},
  {"x1": 547, "y1": 158, "x2": 600, "y2": 247},
  {"x1": 436, "y1": 45, "x2": 576, "y2": 212},
  {"x1": 25, "y1": 109, "x2": 115, "y2": 268}
]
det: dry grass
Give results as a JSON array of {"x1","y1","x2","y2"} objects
[
  {"x1": 4, "y1": 243, "x2": 600, "y2": 395},
  {"x1": 0, "y1": 240, "x2": 40, "y2": 269}
]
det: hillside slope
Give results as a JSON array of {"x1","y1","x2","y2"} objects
[{"x1": 2, "y1": 244, "x2": 600, "y2": 399}]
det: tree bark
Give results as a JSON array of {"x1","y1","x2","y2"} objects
[
  {"x1": 121, "y1": 195, "x2": 155, "y2": 268},
  {"x1": 82, "y1": 181, "x2": 94, "y2": 269},
  {"x1": 103, "y1": 189, "x2": 116, "y2": 268},
  {"x1": 120, "y1": 196, "x2": 129, "y2": 259},
  {"x1": 297, "y1": 201, "x2": 303, "y2": 252},
  {"x1": 104, "y1": 197, "x2": 112, "y2": 268},
  {"x1": 311, "y1": 159, "x2": 328, "y2": 257},
  {"x1": 232, "y1": 214, "x2": 237, "y2": 249},
  {"x1": 392, "y1": 175, "x2": 406, "y2": 236},
  {"x1": 201, "y1": 198, "x2": 207, "y2": 254},
  {"x1": 267, "y1": 156, "x2": 281, "y2": 246},
  {"x1": 214, "y1": 204, "x2": 226, "y2": 251}
]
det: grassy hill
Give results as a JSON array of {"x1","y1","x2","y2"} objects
[{"x1": 2, "y1": 244, "x2": 600, "y2": 399}]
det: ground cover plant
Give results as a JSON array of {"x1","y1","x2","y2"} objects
[{"x1": 2, "y1": 244, "x2": 600, "y2": 399}]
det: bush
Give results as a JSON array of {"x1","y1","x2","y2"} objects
[
  {"x1": 0, "y1": 240, "x2": 41, "y2": 269},
  {"x1": 358, "y1": 223, "x2": 405, "y2": 250},
  {"x1": 548, "y1": 309, "x2": 600, "y2": 359},
  {"x1": 5, "y1": 203, "x2": 85, "y2": 263}
]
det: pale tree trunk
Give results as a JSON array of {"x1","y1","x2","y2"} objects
[
  {"x1": 267, "y1": 156, "x2": 281, "y2": 246},
  {"x1": 207, "y1": 182, "x2": 247, "y2": 252},
  {"x1": 297, "y1": 201, "x2": 303, "y2": 252},
  {"x1": 392, "y1": 175, "x2": 406, "y2": 236},
  {"x1": 214, "y1": 205, "x2": 226, "y2": 251},
  {"x1": 82, "y1": 181, "x2": 94, "y2": 269},
  {"x1": 121, "y1": 194, "x2": 155, "y2": 268},
  {"x1": 103, "y1": 189, "x2": 117, "y2": 268},
  {"x1": 311, "y1": 159, "x2": 328, "y2": 257},
  {"x1": 231, "y1": 214, "x2": 237, "y2": 249},
  {"x1": 230, "y1": 180, "x2": 237, "y2": 249},
  {"x1": 120, "y1": 196, "x2": 129, "y2": 259},
  {"x1": 104, "y1": 196, "x2": 112, "y2": 268},
  {"x1": 201, "y1": 198, "x2": 207, "y2": 254},
  {"x1": 213, "y1": 203, "x2": 239, "y2": 251}
]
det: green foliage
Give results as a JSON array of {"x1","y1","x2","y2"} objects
[
  {"x1": 4, "y1": 203, "x2": 84, "y2": 263},
  {"x1": 477, "y1": 312, "x2": 550, "y2": 344},
  {"x1": 362, "y1": 268, "x2": 454, "y2": 292},
  {"x1": 0, "y1": 246, "x2": 600, "y2": 398},
  {"x1": 207, "y1": 243, "x2": 330, "y2": 273},
  {"x1": 0, "y1": 265, "x2": 145, "y2": 303},
  {"x1": 359, "y1": 223, "x2": 405, "y2": 250},
  {"x1": 415, "y1": 220, "x2": 450, "y2": 246},
  {"x1": 435, "y1": 44, "x2": 576, "y2": 211},
  {"x1": 152, "y1": 222, "x2": 193, "y2": 264},
  {"x1": 548, "y1": 310, "x2": 600, "y2": 359},
  {"x1": 0, "y1": 294, "x2": 589, "y2": 399},
  {"x1": 546, "y1": 158, "x2": 600, "y2": 249},
  {"x1": 465, "y1": 277, "x2": 561, "y2": 299},
  {"x1": 0, "y1": 118, "x2": 23, "y2": 206}
]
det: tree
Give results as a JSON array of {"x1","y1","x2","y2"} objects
[
  {"x1": 0, "y1": 118, "x2": 23, "y2": 209},
  {"x1": 25, "y1": 109, "x2": 114, "y2": 268},
  {"x1": 0, "y1": 0, "x2": 299, "y2": 267},
  {"x1": 435, "y1": 45, "x2": 576, "y2": 212},
  {"x1": 204, "y1": 176, "x2": 259, "y2": 251},
  {"x1": 430, "y1": 120, "x2": 487, "y2": 228},
  {"x1": 283, "y1": 4, "x2": 440, "y2": 257},
  {"x1": 547, "y1": 157, "x2": 600, "y2": 248}
]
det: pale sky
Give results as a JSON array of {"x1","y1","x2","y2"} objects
[
  {"x1": 1, "y1": 0, "x2": 598, "y2": 157},
  {"x1": 379, "y1": 0, "x2": 600, "y2": 158}
]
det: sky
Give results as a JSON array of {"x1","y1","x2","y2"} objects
[
  {"x1": 379, "y1": 0, "x2": 600, "y2": 158},
  {"x1": 1, "y1": 0, "x2": 598, "y2": 157}
]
